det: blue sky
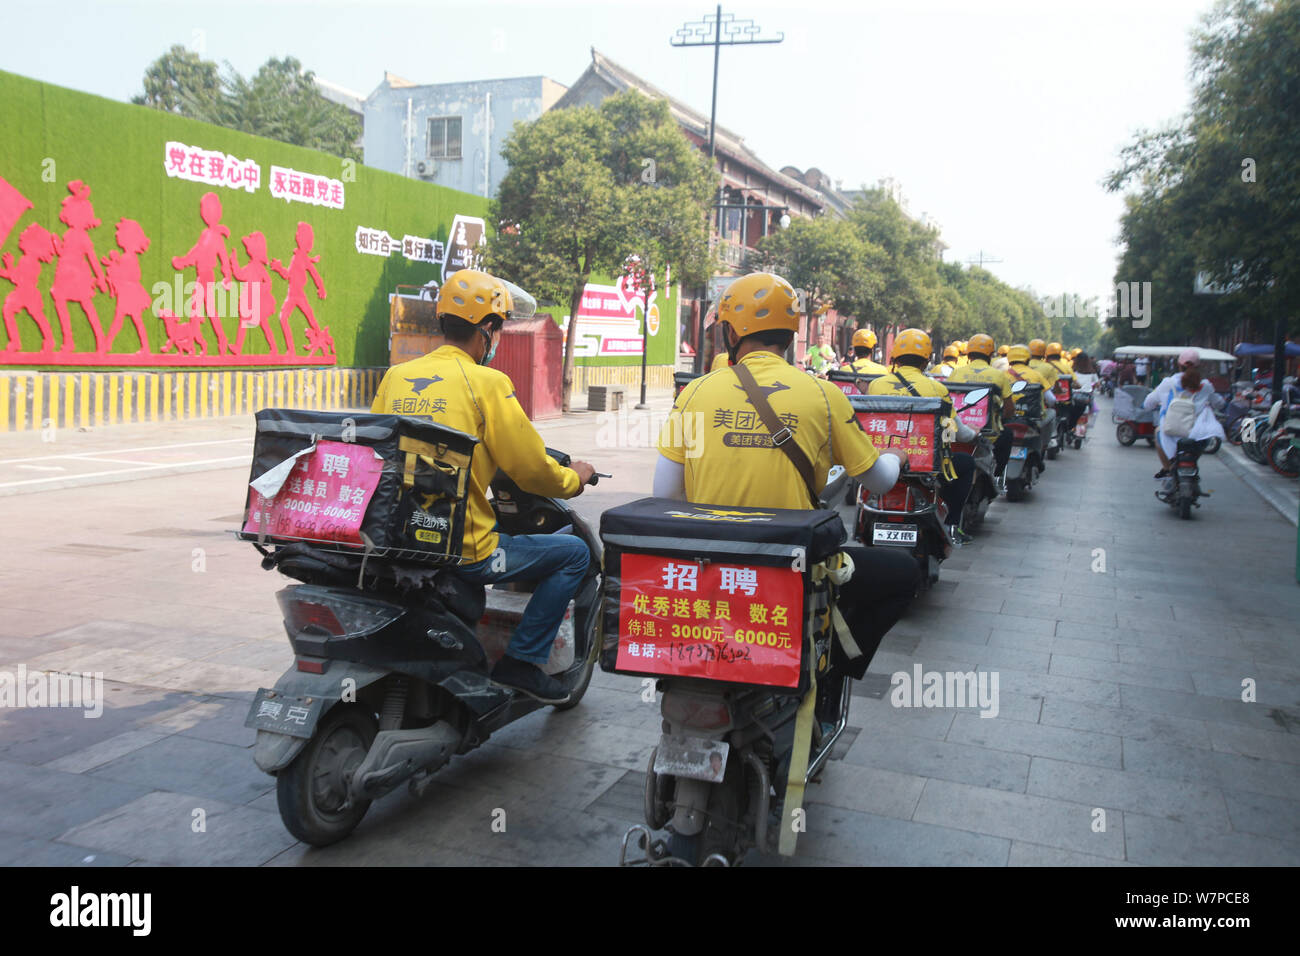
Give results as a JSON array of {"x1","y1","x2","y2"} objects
[{"x1": 1, "y1": 0, "x2": 1215, "y2": 314}]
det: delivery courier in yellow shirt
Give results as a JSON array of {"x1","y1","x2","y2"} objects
[
  {"x1": 654, "y1": 272, "x2": 920, "y2": 712},
  {"x1": 372, "y1": 269, "x2": 597, "y2": 705}
]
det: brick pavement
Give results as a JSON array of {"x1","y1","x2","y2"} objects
[{"x1": 0, "y1": 393, "x2": 1297, "y2": 865}]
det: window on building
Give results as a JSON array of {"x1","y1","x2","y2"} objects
[{"x1": 428, "y1": 117, "x2": 462, "y2": 160}]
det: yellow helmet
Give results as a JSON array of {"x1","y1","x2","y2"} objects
[
  {"x1": 718, "y1": 272, "x2": 800, "y2": 337},
  {"x1": 1008, "y1": 344, "x2": 1031, "y2": 364},
  {"x1": 1069, "y1": 347, "x2": 1082, "y2": 358},
  {"x1": 1047, "y1": 341, "x2": 1063, "y2": 357},
  {"x1": 892, "y1": 328, "x2": 932, "y2": 363},
  {"x1": 852, "y1": 328, "x2": 878, "y2": 349},
  {"x1": 956, "y1": 340, "x2": 968, "y2": 354},
  {"x1": 1029, "y1": 338, "x2": 1047, "y2": 358},
  {"x1": 997, "y1": 344, "x2": 1009, "y2": 356},
  {"x1": 967, "y1": 333, "x2": 995, "y2": 356},
  {"x1": 942, "y1": 344, "x2": 959, "y2": 361},
  {"x1": 436, "y1": 269, "x2": 512, "y2": 325}
]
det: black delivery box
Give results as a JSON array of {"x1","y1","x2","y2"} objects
[
  {"x1": 237, "y1": 409, "x2": 478, "y2": 565},
  {"x1": 598, "y1": 497, "x2": 846, "y2": 694}
]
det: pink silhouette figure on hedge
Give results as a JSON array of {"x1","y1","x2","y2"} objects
[
  {"x1": 51, "y1": 180, "x2": 109, "y2": 353},
  {"x1": 172, "y1": 191, "x2": 234, "y2": 355},
  {"x1": 102, "y1": 218, "x2": 154, "y2": 354},
  {"x1": 271, "y1": 221, "x2": 328, "y2": 356},
  {"x1": 0, "y1": 175, "x2": 33, "y2": 252},
  {"x1": 0, "y1": 223, "x2": 58, "y2": 353},
  {"x1": 230, "y1": 231, "x2": 280, "y2": 355}
]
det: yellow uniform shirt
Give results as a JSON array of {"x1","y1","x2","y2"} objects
[
  {"x1": 657, "y1": 350, "x2": 879, "y2": 510},
  {"x1": 866, "y1": 364, "x2": 952, "y2": 413},
  {"x1": 1007, "y1": 362, "x2": 1053, "y2": 417},
  {"x1": 843, "y1": 357, "x2": 890, "y2": 376},
  {"x1": 946, "y1": 358, "x2": 1013, "y2": 435},
  {"x1": 1048, "y1": 359, "x2": 1078, "y2": 386},
  {"x1": 1030, "y1": 358, "x2": 1061, "y2": 390},
  {"x1": 371, "y1": 344, "x2": 580, "y2": 563},
  {"x1": 710, "y1": 352, "x2": 731, "y2": 372}
]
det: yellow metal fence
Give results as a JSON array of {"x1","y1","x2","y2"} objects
[{"x1": 0, "y1": 368, "x2": 386, "y2": 433}]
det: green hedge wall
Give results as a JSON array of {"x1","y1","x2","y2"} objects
[{"x1": 0, "y1": 68, "x2": 488, "y2": 367}]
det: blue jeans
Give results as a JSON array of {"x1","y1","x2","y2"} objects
[{"x1": 455, "y1": 533, "x2": 591, "y2": 666}]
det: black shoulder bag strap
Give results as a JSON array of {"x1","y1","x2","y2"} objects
[
  {"x1": 894, "y1": 370, "x2": 922, "y2": 397},
  {"x1": 733, "y1": 362, "x2": 820, "y2": 508}
]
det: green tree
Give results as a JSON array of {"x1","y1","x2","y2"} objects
[
  {"x1": 134, "y1": 51, "x2": 361, "y2": 161},
  {"x1": 1107, "y1": 0, "x2": 1300, "y2": 345},
  {"x1": 847, "y1": 189, "x2": 945, "y2": 333},
  {"x1": 487, "y1": 91, "x2": 716, "y2": 409},
  {"x1": 756, "y1": 216, "x2": 885, "y2": 325},
  {"x1": 131, "y1": 45, "x2": 220, "y2": 114}
]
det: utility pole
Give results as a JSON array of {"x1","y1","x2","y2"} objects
[
  {"x1": 673, "y1": 6, "x2": 783, "y2": 372},
  {"x1": 966, "y1": 250, "x2": 1003, "y2": 269}
]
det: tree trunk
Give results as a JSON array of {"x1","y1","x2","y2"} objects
[{"x1": 561, "y1": 280, "x2": 587, "y2": 413}]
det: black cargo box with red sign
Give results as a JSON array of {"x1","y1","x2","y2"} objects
[
  {"x1": 236, "y1": 409, "x2": 478, "y2": 564},
  {"x1": 1010, "y1": 382, "x2": 1046, "y2": 422},
  {"x1": 847, "y1": 394, "x2": 947, "y2": 474},
  {"x1": 598, "y1": 497, "x2": 846, "y2": 696}
]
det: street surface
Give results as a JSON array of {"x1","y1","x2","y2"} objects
[{"x1": 1, "y1": 394, "x2": 1298, "y2": 866}]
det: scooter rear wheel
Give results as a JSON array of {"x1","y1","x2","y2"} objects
[
  {"x1": 1006, "y1": 478, "x2": 1028, "y2": 502},
  {"x1": 1179, "y1": 496, "x2": 1193, "y2": 520},
  {"x1": 276, "y1": 704, "x2": 377, "y2": 847},
  {"x1": 1116, "y1": 423, "x2": 1136, "y2": 446}
]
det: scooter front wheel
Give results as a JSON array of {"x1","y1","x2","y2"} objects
[{"x1": 276, "y1": 704, "x2": 377, "y2": 847}]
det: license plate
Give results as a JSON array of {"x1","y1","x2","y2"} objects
[
  {"x1": 1010, "y1": 447, "x2": 1028, "y2": 459},
  {"x1": 244, "y1": 688, "x2": 326, "y2": 739},
  {"x1": 654, "y1": 734, "x2": 729, "y2": 783},
  {"x1": 873, "y1": 523, "x2": 918, "y2": 545}
]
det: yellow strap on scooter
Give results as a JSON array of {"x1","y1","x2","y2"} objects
[
  {"x1": 810, "y1": 553, "x2": 862, "y2": 662},
  {"x1": 780, "y1": 665, "x2": 815, "y2": 857}
]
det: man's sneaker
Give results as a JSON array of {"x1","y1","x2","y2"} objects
[
  {"x1": 947, "y1": 524, "x2": 973, "y2": 546},
  {"x1": 489, "y1": 655, "x2": 571, "y2": 705}
]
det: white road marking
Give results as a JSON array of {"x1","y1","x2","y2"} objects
[
  {"x1": 0, "y1": 437, "x2": 249, "y2": 465},
  {"x1": 16, "y1": 464, "x2": 66, "y2": 472},
  {"x1": 0, "y1": 455, "x2": 250, "y2": 489}
]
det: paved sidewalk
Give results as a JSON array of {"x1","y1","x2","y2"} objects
[{"x1": 0, "y1": 388, "x2": 1297, "y2": 866}]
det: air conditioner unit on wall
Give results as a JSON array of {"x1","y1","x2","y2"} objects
[{"x1": 415, "y1": 160, "x2": 436, "y2": 179}]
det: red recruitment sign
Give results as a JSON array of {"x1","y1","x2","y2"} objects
[
  {"x1": 615, "y1": 553, "x2": 804, "y2": 688},
  {"x1": 856, "y1": 410, "x2": 938, "y2": 473},
  {"x1": 243, "y1": 440, "x2": 383, "y2": 545},
  {"x1": 952, "y1": 391, "x2": 990, "y2": 432}
]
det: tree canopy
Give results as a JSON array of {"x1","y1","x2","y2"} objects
[
  {"x1": 486, "y1": 90, "x2": 716, "y2": 408},
  {"x1": 1106, "y1": 0, "x2": 1300, "y2": 348},
  {"x1": 133, "y1": 47, "x2": 362, "y2": 162},
  {"x1": 757, "y1": 187, "x2": 1084, "y2": 354}
]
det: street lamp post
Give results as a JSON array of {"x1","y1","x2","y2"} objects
[{"x1": 673, "y1": 7, "x2": 783, "y2": 372}]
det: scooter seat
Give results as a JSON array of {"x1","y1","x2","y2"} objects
[{"x1": 432, "y1": 572, "x2": 487, "y2": 626}]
